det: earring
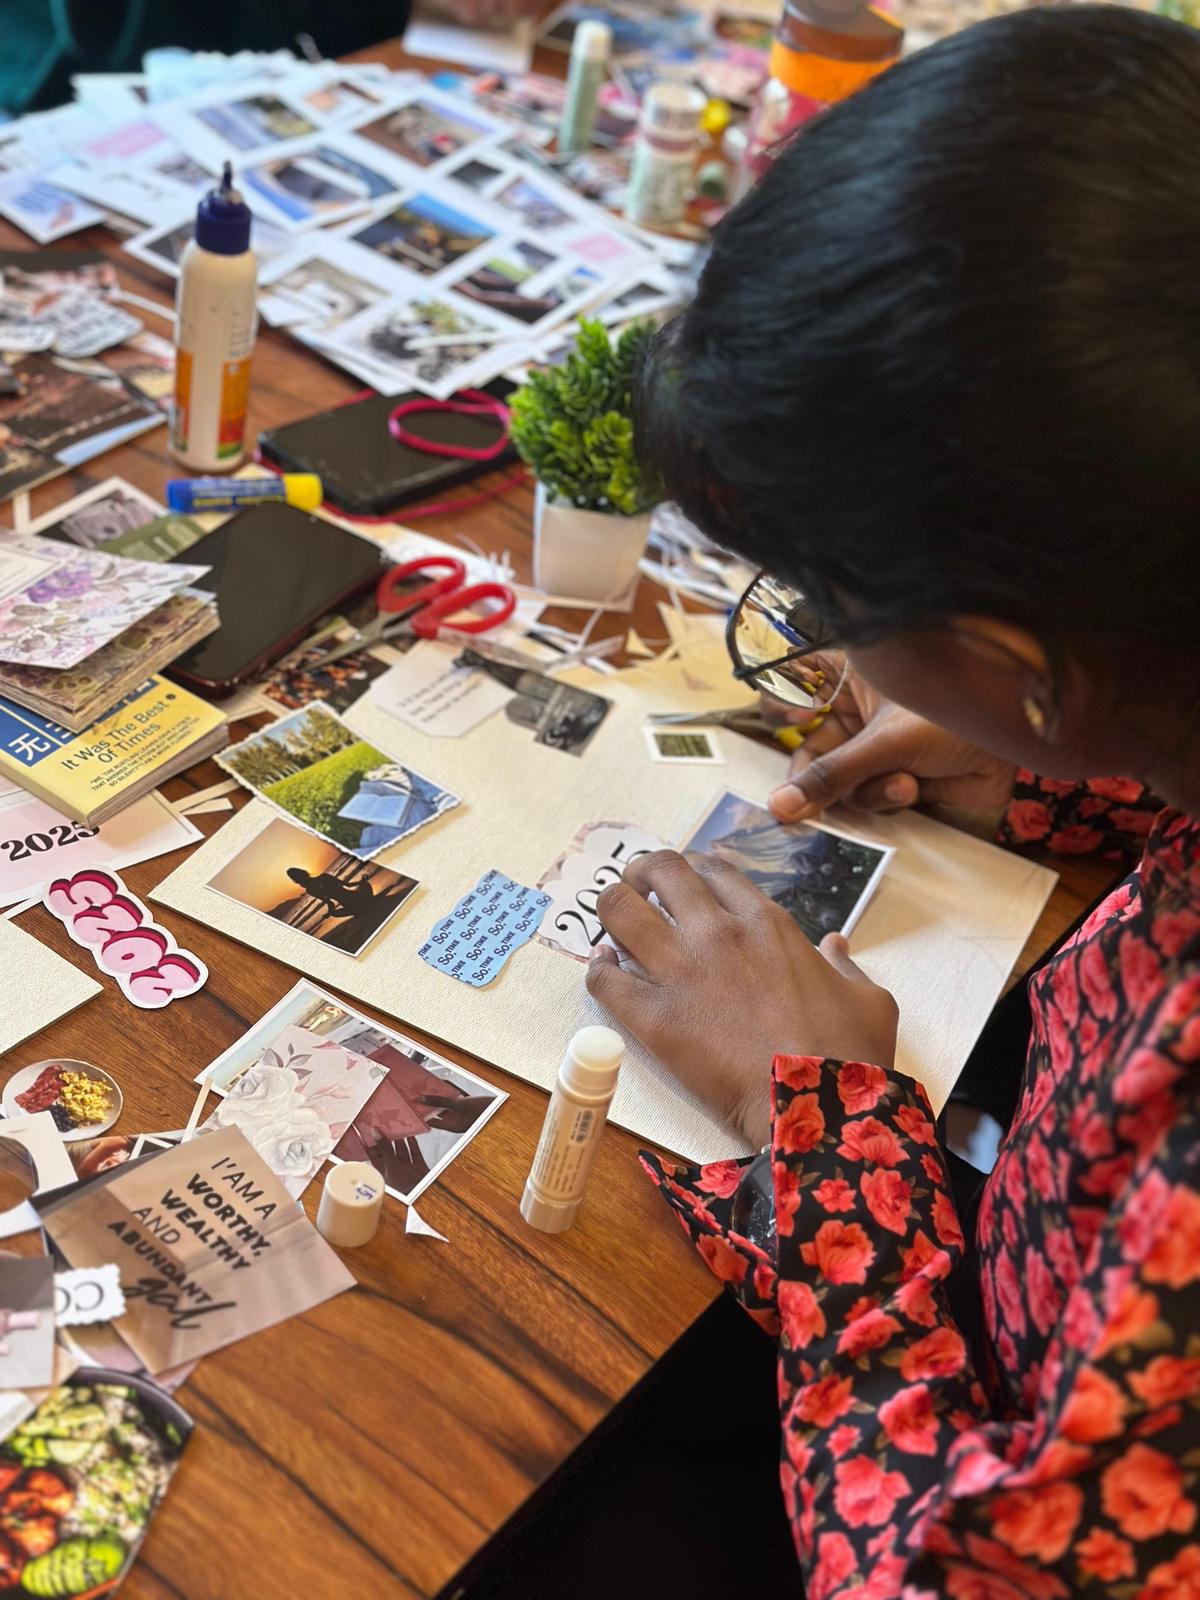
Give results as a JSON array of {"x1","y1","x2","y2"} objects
[{"x1": 1022, "y1": 695, "x2": 1047, "y2": 740}]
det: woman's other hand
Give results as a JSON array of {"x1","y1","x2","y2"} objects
[
  {"x1": 768, "y1": 652, "x2": 1017, "y2": 824},
  {"x1": 585, "y1": 851, "x2": 899, "y2": 1149}
]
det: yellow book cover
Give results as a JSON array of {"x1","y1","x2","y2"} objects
[{"x1": 0, "y1": 676, "x2": 226, "y2": 824}]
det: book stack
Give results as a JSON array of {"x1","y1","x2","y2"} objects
[
  {"x1": 0, "y1": 675, "x2": 227, "y2": 826},
  {"x1": 0, "y1": 530, "x2": 217, "y2": 732}
]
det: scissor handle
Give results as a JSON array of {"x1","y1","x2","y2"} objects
[
  {"x1": 410, "y1": 582, "x2": 517, "y2": 639},
  {"x1": 376, "y1": 556, "x2": 467, "y2": 615}
]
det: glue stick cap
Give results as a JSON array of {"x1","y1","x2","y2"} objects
[
  {"x1": 573, "y1": 18, "x2": 612, "y2": 60},
  {"x1": 560, "y1": 1025, "x2": 624, "y2": 1098},
  {"x1": 195, "y1": 161, "x2": 252, "y2": 255}
]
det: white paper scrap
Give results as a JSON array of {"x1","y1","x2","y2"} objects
[
  {"x1": 371, "y1": 640, "x2": 512, "y2": 737},
  {"x1": 54, "y1": 1264, "x2": 126, "y2": 1327},
  {"x1": 405, "y1": 1205, "x2": 448, "y2": 1242}
]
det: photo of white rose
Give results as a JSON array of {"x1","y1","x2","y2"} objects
[{"x1": 200, "y1": 1023, "x2": 388, "y2": 1198}]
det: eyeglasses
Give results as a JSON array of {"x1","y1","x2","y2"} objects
[{"x1": 725, "y1": 570, "x2": 848, "y2": 710}]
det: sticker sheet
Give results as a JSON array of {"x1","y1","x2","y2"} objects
[{"x1": 419, "y1": 868, "x2": 549, "y2": 986}]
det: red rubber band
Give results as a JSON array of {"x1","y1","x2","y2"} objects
[{"x1": 387, "y1": 389, "x2": 511, "y2": 461}]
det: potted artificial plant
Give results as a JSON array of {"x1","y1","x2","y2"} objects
[{"x1": 510, "y1": 318, "x2": 663, "y2": 605}]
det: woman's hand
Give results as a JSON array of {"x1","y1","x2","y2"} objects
[
  {"x1": 768, "y1": 652, "x2": 1016, "y2": 824},
  {"x1": 585, "y1": 850, "x2": 899, "y2": 1149}
]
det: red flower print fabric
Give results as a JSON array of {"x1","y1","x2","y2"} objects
[{"x1": 642, "y1": 803, "x2": 1200, "y2": 1596}]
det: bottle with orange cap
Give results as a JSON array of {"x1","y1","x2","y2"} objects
[{"x1": 739, "y1": 0, "x2": 904, "y2": 188}]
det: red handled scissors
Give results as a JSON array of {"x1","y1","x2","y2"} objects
[{"x1": 320, "y1": 556, "x2": 516, "y2": 667}]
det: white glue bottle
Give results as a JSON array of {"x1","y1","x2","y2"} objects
[
  {"x1": 558, "y1": 20, "x2": 611, "y2": 155},
  {"x1": 171, "y1": 162, "x2": 257, "y2": 472},
  {"x1": 521, "y1": 1026, "x2": 624, "y2": 1233}
]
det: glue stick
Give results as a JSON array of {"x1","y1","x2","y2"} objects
[
  {"x1": 559, "y1": 20, "x2": 611, "y2": 154},
  {"x1": 171, "y1": 162, "x2": 258, "y2": 472},
  {"x1": 521, "y1": 1026, "x2": 623, "y2": 1233}
]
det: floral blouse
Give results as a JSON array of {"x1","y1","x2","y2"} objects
[{"x1": 643, "y1": 773, "x2": 1200, "y2": 1598}]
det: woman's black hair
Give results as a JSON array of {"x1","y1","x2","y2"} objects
[{"x1": 636, "y1": 6, "x2": 1200, "y2": 650}]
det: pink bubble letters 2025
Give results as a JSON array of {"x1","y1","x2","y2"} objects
[{"x1": 44, "y1": 866, "x2": 207, "y2": 1009}]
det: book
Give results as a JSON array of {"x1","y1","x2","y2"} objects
[
  {"x1": 0, "y1": 591, "x2": 218, "y2": 731},
  {"x1": 0, "y1": 676, "x2": 228, "y2": 825}
]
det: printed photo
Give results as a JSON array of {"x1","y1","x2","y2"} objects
[
  {"x1": 301, "y1": 78, "x2": 384, "y2": 120},
  {"x1": 332, "y1": 1048, "x2": 503, "y2": 1204},
  {"x1": 208, "y1": 816, "x2": 419, "y2": 955},
  {"x1": 0, "y1": 432, "x2": 57, "y2": 500},
  {"x1": 643, "y1": 725, "x2": 723, "y2": 764},
  {"x1": 68, "y1": 1133, "x2": 135, "y2": 1178},
  {"x1": 241, "y1": 142, "x2": 401, "y2": 226},
  {"x1": 453, "y1": 241, "x2": 566, "y2": 326},
  {"x1": 679, "y1": 790, "x2": 893, "y2": 944},
  {"x1": 125, "y1": 211, "x2": 294, "y2": 277},
  {"x1": 264, "y1": 638, "x2": 396, "y2": 713},
  {"x1": 491, "y1": 174, "x2": 573, "y2": 231},
  {"x1": 351, "y1": 191, "x2": 495, "y2": 276},
  {"x1": 456, "y1": 646, "x2": 611, "y2": 754},
  {"x1": 195, "y1": 93, "x2": 317, "y2": 151},
  {"x1": 446, "y1": 157, "x2": 504, "y2": 194},
  {"x1": 356, "y1": 95, "x2": 493, "y2": 167},
  {"x1": 333, "y1": 296, "x2": 498, "y2": 392},
  {"x1": 101, "y1": 331, "x2": 175, "y2": 410},
  {"x1": 0, "y1": 356, "x2": 158, "y2": 459},
  {"x1": 33, "y1": 480, "x2": 160, "y2": 549},
  {"x1": 218, "y1": 701, "x2": 459, "y2": 860},
  {"x1": 135, "y1": 217, "x2": 193, "y2": 269},
  {"x1": 266, "y1": 251, "x2": 391, "y2": 332},
  {"x1": 150, "y1": 149, "x2": 215, "y2": 190},
  {"x1": 197, "y1": 978, "x2": 506, "y2": 1204}
]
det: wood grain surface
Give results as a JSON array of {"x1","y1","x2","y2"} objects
[{"x1": 0, "y1": 33, "x2": 1121, "y2": 1599}]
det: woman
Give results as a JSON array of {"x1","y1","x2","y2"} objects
[{"x1": 586, "y1": 8, "x2": 1200, "y2": 1596}]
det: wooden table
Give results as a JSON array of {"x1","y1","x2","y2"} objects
[{"x1": 0, "y1": 37, "x2": 1122, "y2": 1600}]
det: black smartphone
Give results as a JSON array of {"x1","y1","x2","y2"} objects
[
  {"x1": 168, "y1": 502, "x2": 384, "y2": 699},
  {"x1": 257, "y1": 380, "x2": 516, "y2": 518}
]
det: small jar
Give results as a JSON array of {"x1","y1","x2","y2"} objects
[
  {"x1": 624, "y1": 81, "x2": 707, "y2": 231},
  {"x1": 740, "y1": 0, "x2": 904, "y2": 188}
]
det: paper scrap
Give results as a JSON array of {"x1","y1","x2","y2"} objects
[
  {"x1": 0, "y1": 1257, "x2": 54, "y2": 1387},
  {"x1": 405, "y1": 1205, "x2": 448, "y2": 1242},
  {"x1": 53, "y1": 1263, "x2": 126, "y2": 1326},
  {"x1": 418, "y1": 869, "x2": 550, "y2": 987},
  {"x1": 371, "y1": 639, "x2": 513, "y2": 737},
  {"x1": 37, "y1": 1124, "x2": 356, "y2": 1374},
  {"x1": 0, "y1": 789, "x2": 201, "y2": 911},
  {"x1": 537, "y1": 821, "x2": 666, "y2": 960},
  {"x1": 0, "y1": 1111, "x2": 77, "y2": 1240},
  {"x1": 175, "y1": 777, "x2": 240, "y2": 813}
]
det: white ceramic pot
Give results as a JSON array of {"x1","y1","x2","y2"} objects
[{"x1": 533, "y1": 482, "x2": 652, "y2": 608}]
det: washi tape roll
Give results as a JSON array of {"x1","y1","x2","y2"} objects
[{"x1": 316, "y1": 1162, "x2": 384, "y2": 1248}]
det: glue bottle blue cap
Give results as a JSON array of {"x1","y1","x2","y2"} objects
[{"x1": 194, "y1": 161, "x2": 252, "y2": 256}]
